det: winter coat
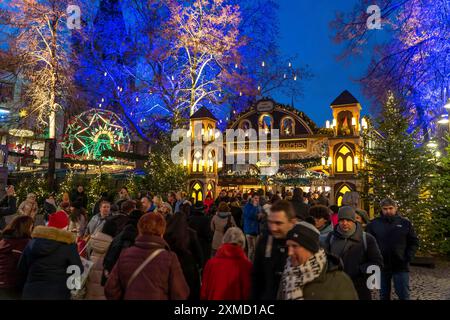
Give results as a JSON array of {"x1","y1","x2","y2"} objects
[
  {"x1": 85, "y1": 214, "x2": 110, "y2": 237},
  {"x1": 0, "y1": 236, "x2": 30, "y2": 290},
  {"x1": 243, "y1": 203, "x2": 260, "y2": 235},
  {"x1": 85, "y1": 232, "x2": 113, "y2": 300},
  {"x1": 211, "y1": 212, "x2": 236, "y2": 250},
  {"x1": 0, "y1": 196, "x2": 17, "y2": 230},
  {"x1": 104, "y1": 213, "x2": 130, "y2": 238},
  {"x1": 290, "y1": 196, "x2": 310, "y2": 221},
  {"x1": 103, "y1": 224, "x2": 138, "y2": 276},
  {"x1": 278, "y1": 254, "x2": 358, "y2": 300},
  {"x1": 17, "y1": 199, "x2": 38, "y2": 218},
  {"x1": 252, "y1": 234, "x2": 288, "y2": 300},
  {"x1": 230, "y1": 204, "x2": 243, "y2": 228},
  {"x1": 188, "y1": 210, "x2": 212, "y2": 264},
  {"x1": 201, "y1": 243, "x2": 252, "y2": 300},
  {"x1": 366, "y1": 214, "x2": 419, "y2": 272},
  {"x1": 19, "y1": 226, "x2": 83, "y2": 300},
  {"x1": 323, "y1": 223, "x2": 384, "y2": 299},
  {"x1": 70, "y1": 190, "x2": 88, "y2": 209},
  {"x1": 104, "y1": 234, "x2": 189, "y2": 300}
]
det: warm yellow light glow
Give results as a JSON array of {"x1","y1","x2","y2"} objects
[
  {"x1": 351, "y1": 117, "x2": 356, "y2": 126},
  {"x1": 326, "y1": 120, "x2": 330, "y2": 128},
  {"x1": 218, "y1": 161, "x2": 223, "y2": 168},
  {"x1": 346, "y1": 156, "x2": 353, "y2": 172},
  {"x1": 337, "y1": 156, "x2": 343, "y2": 172},
  {"x1": 361, "y1": 118, "x2": 368, "y2": 130},
  {"x1": 332, "y1": 119, "x2": 337, "y2": 127},
  {"x1": 327, "y1": 157, "x2": 332, "y2": 166},
  {"x1": 322, "y1": 157, "x2": 326, "y2": 166},
  {"x1": 354, "y1": 155, "x2": 359, "y2": 165},
  {"x1": 183, "y1": 159, "x2": 187, "y2": 166}
]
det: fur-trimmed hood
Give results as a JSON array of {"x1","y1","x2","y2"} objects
[{"x1": 32, "y1": 226, "x2": 76, "y2": 244}]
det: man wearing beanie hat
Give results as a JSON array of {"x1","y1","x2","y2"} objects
[
  {"x1": 18, "y1": 212, "x2": 83, "y2": 300},
  {"x1": 323, "y1": 206, "x2": 383, "y2": 300},
  {"x1": 278, "y1": 222, "x2": 357, "y2": 300},
  {"x1": 366, "y1": 198, "x2": 419, "y2": 300}
]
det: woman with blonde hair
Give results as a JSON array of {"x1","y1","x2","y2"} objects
[{"x1": 17, "y1": 193, "x2": 38, "y2": 219}]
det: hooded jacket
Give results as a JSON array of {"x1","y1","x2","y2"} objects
[
  {"x1": 201, "y1": 243, "x2": 252, "y2": 300},
  {"x1": 18, "y1": 226, "x2": 83, "y2": 300},
  {"x1": 104, "y1": 234, "x2": 189, "y2": 300},
  {"x1": 85, "y1": 232, "x2": 113, "y2": 300},
  {"x1": 366, "y1": 214, "x2": 419, "y2": 272},
  {"x1": 211, "y1": 212, "x2": 236, "y2": 250}
]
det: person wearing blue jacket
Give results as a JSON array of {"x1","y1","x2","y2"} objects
[{"x1": 243, "y1": 195, "x2": 262, "y2": 261}]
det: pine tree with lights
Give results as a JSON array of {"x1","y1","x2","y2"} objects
[
  {"x1": 429, "y1": 137, "x2": 450, "y2": 255},
  {"x1": 86, "y1": 172, "x2": 113, "y2": 217},
  {"x1": 142, "y1": 135, "x2": 187, "y2": 196},
  {"x1": 359, "y1": 92, "x2": 436, "y2": 253}
]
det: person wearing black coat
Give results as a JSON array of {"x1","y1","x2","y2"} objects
[
  {"x1": 366, "y1": 198, "x2": 419, "y2": 300},
  {"x1": 165, "y1": 213, "x2": 203, "y2": 300},
  {"x1": 252, "y1": 200, "x2": 297, "y2": 300},
  {"x1": 70, "y1": 185, "x2": 88, "y2": 210},
  {"x1": 323, "y1": 206, "x2": 384, "y2": 300},
  {"x1": 289, "y1": 188, "x2": 310, "y2": 221},
  {"x1": 18, "y1": 223, "x2": 83, "y2": 300},
  {"x1": 101, "y1": 209, "x2": 143, "y2": 285},
  {"x1": 229, "y1": 198, "x2": 243, "y2": 228},
  {"x1": 187, "y1": 202, "x2": 212, "y2": 267},
  {"x1": 0, "y1": 186, "x2": 17, "y2": 230}
]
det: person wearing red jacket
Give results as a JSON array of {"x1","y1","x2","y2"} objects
[{"x1": 200, "y1": 227, "x2": 252, "y2": 300}]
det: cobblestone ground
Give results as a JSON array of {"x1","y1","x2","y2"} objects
[{"x1": 371, "y1": 260, "x2": 450, "y2": 300}]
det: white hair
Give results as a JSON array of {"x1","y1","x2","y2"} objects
[{"x1": 222, "y1": 227, "x2": 246, "y2": 249}]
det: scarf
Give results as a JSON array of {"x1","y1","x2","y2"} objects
[
  {"x1": 280, "y1": 248, "x2": 327, "y2": 300},
  {"x1": 336, "y1": 224, "x2": 356, "y2": 238}
]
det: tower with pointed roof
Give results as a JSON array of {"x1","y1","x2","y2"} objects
[
  {"x1": 186, "y1": 107, "x2": 219, "y2": 204},
  {"x1": 327, "y1": 90, "x2": 364, "y2": 208}
]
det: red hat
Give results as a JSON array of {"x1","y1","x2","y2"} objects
[{"x1": 48, "y1": 210, "x2": 69, "y2": 229}]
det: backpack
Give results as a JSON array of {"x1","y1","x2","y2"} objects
[{"x1": 327, "y1": 231, "x2": 367, "y2": 252}]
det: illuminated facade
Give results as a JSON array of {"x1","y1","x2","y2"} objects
[{"x1": 187, "y1": 90, "x2": 368, "y2": 208}]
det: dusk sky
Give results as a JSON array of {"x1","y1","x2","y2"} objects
[{"x1": 275, "y1": 0, "x2": 389, "y2": 127}]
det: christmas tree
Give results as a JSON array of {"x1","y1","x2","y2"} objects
[
  {"x1": 429, "y1": 136, "x2": 450, "y2": 255},
  {"x1": 359, "y1": 92, "x2": 436, "y2": 253},
  {"x1": 141, "y1": 134, "x2": 187, "y2": 196}
]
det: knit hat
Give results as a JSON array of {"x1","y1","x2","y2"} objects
[
  {"x1": 48, "y1": 210, "x2": 69, "y2": 229},
  {"x1": 338, "y1": 206, "x2": 356, "y2": 222},
  {"x1": 286, "y1": 222, "x2": 321, "y2": 254},
  {"x1": 355, "y1": 209, "x2": 370, "y2": 224}
]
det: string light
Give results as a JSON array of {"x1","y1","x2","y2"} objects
[
  {"x1": 288, "y1": 62, "x2": 292, "y2": 67},
  {"x1": 104, "y1": 72, "x2": 107, "y2": 76},
  {"x1": 101, "y1": 98, "x2": 105, "y2": 102},
  {"x1": 136, "y1": 97, "x2": 139, "y2": 102},
  {"x1": 261, "y1": 61, "x2": 265, "y2": 67}
]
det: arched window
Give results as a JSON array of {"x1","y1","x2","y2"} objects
[
  {"x1": 336, "y1": 185, "x2": 352, "y2": 207},
  {"x1": 335, "y1": 145, "x2": 354, "y2": 173},
  {"x1": 337, "y1": 111, "x2": 354, "y2": 136},
  {"x1": 259, "y1": 114, "x2": 273, "y2": 133},
  {"x1": 192, "y1": 150, "x2": 202, "y2": 172},
  {"x1": 191, "y1": 182, "x2": 203, "y2": 204},
  {"x1": 239, "y1": 120, "x2": 252, "y2": 131},
  {"x1": 207, "y1": 150, "x2": 215, "y2": 173},
  {"x1": 281, "y1": 116, "x2": 295, "y2": 136}
]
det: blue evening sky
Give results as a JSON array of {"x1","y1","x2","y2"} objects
[{"x1": 274, "y1": 0, "x2": 389, "y2": 127}]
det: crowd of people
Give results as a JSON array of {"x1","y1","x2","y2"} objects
[{"x1": 0, "y1": 184, "x2": 419, "y2": 300}]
